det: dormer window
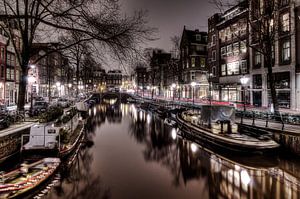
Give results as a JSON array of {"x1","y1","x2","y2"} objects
[{"x1": 196, "y1": 34, "x2": 201, "y2": 41}]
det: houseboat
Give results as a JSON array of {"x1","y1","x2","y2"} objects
[
  {"x1": 176, "y1": 105, "x2": 280, "y2": 154},
  {"x1": 21, "y1": 107, "x2": 85, "y2": 158}
]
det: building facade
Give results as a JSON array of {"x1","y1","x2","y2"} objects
[
  {"x1": 179, "y1": 27, "x2": 208, "y2": 100},
  {"x1": 208, "y1": 0, "x2": 300, "y2": 110}
]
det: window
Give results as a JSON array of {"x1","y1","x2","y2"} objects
[
  {"x1": 221, "y1": 47, "x2": 226, "y2": 57},
  {"x1": 221, "y1": 64, "x2": 226, "y2": 76},
  {"x1": 212, "y1": 50, "x2": 216, "y2": 61},
  {"x1": 281, "y1": 13, "x2": 290, "y2": 32},
  {"x1": 282, "y1": 40, "x2": 290, "y2": 62},
  {"x1": 254, "y1": 51, "x2": 261, "y2": 67},
  {"x1": 212, "y1": 35, "x2": 216, "y2": 45},
  {"x1": 191, "y1": 57, "x2": 195, "y2": 67},
  {"x1": 280, "y1": 0, "x2": 289, "y2": 7},
  {"x1": 227, "y1": 45, "x2": 232, "y2": 56},
  {"x1": 212, "y1": 66, "x2": 216, "y2": 77},
  {"x1": 196, "y1": 34, "x2": 201, "y2": 41},
  {"x1": 240, "y1": 40, "x2": 247, "y2": 53},
  {"x1": 219, "y1": 29, "x2": 226, "y2": 42},
  {"x1": 200, "y1": 58, "x2": 206, "y2": 67},
  {"x1": 233, "y1": 42, "x2": 239, "y2": 55},
  {"x1": 6, "y1": 53, "x2": 15, "y2": 67},
  {"x1": 241, "y1": 60, "x2": 247, "y2": 74},
  {"x1": 227, "y1": 62, "x2": 239, "y2": 75},
  {"x1": 253, "y1": 74, "x2": 262, "y2": 89}
]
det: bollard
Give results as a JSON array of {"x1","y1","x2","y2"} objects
[{"x1": 252, "y1": 111, "x2": 255, "y2": 126}]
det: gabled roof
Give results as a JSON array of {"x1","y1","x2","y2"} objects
[{"x1": 180, "y1": 27, "x2": 208, "y2": 48}]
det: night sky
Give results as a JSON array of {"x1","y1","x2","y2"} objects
[{"x1": 120, "y1": 0, "x2": 219, "y2": 52}]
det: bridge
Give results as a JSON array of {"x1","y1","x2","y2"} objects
[{"x1": 99, "y1": 91, "x2": 136, "y2": 103}]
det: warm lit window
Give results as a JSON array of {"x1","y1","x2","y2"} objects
[
  {"x1": 282, "y1": 40, "x2": 290, "y2": 62},
  {"x1": 240, "y1": 40, "x2": 247, "y2": 53},
  {"x1": 191, "y1": 57, "x2": 195, "y2": 67},
  {"x1": 221, "y1": 64, "x2": 227, "y2": 76},
  {"x1": 227, "y1": 62, "x2": 239, "y2": 75},
  {"x1": 200, "y1": 58, "x2": 206, "y2": 67},
  {"x1": 281, "y1": 13, "x2": 290, "y2": 32}
]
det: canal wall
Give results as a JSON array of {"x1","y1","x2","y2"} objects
[
  {"x1": 238, "y1": 124, "x2": 300, "y2": 156},
  {"x1": 0, "y1": 125, "x2": 31, "y2": 163}
]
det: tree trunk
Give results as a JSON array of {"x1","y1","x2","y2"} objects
[
  {"x1": 265, "y1": 52, "x2": 279, "y2": 115},
  {"x1": 17, "y1": 67, "x2": 28, "y2": 111}
]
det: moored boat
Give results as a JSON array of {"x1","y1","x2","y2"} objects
[
  {"x1": 21, "y1": 107, "x2": 85, "y2": 158},
  {"x1": 0, "y1": 158, "x2": 60, "y2": 198},
  {"x1": 176, "y1": 105, "x2": 280, "y2": 154}
]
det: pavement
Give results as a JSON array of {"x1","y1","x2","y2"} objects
[{"x1": 0, "y1": 122, "x2": 35, "y2": 137}]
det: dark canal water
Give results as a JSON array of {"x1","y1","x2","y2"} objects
[{"x1": 42, "y1": 101, "x2": 300, "y2": 199}]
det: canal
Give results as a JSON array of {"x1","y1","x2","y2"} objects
[{"x1": 40, "y1": 102, "x2": 300, "y2": 199}]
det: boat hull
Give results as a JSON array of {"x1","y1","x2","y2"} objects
[{"x1": 176, "y1": 114, "x2": 280, "y2": 154}]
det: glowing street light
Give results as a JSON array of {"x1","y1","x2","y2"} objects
[{"x1": 240, "y1": 75, "x2": 249, "y2": 124}]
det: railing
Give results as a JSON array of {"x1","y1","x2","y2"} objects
[{"x1": 236, "y1": 110, "x2": 300, "y2": 131}]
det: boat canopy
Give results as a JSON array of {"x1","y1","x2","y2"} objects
[{"x1": 201, "y1": 105, "x2": 235, "y2": 124}]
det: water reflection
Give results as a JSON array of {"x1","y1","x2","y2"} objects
[
  {"x1": 46, "y1": 143, "x2": 111, "y2": 199},
  {"x1": 44, "y1": 103, "x2": 300, "y2": 199}
]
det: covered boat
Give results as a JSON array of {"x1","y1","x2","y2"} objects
[{"x1": 176, "y1": 105, "x2": 280, "y2": 153}]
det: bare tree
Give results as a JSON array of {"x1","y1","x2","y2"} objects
[
  {"x1": 0, "y1": 0, "x2": 155, "y2": 110},
  {"x1": 170, "y1": 35, "x2": 180, "y2": 59},
  {"x1": 211, "y1": 0, "x2": 294, "y2": 114}
]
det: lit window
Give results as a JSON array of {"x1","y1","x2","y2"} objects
[
  {"x1": 191, "y1": 57, "x2": 195, "y2": 67},
  {"x1": 221, "y1": 64, "x2": 226, "y2": 76},
  {"x1": 200, "y1": 58, "x2": 206, "y2": 67},
  {"x1": 282, "y1": 40, "x2": 290, "y2": 62},
  {"x1": 227, "y1": 62, "x2": 239, "y2": 75},
  {"x1": 240, "y1": 40, "x2": 247, "y2": 53},
  {"x1": 281, "y1": 13, "x2": 290, "y2": 32}
]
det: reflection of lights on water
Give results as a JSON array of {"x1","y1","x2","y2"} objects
[
  {"x1": 210, "y1": 155, "x2": 222, "y2": 173},
  {"x1": 234, "y1": 165, "x2": 241, "y2": 172},
  {"x1": 171, "y1": 128, "x2": 177, "y2": 140},
  {"x1": 241, "y1": 170, "x2": 251, "y2": 186},
  {"x1": 139, "y1": 111, "x2": 143, "y2": 120},
  {"x1": 191, "y1": 143, "x2": 198, "y2": 153},
  {"x1": 93, "y1": 107, "x2": 97, "y2": 115},
  {"x1": 147, "y1": 114, "x2": 151, "y2": 124},
  {"x1": 89, "y1": 109, "x2": 92, "y2": 116}
]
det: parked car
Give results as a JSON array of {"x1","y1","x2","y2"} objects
[
  {"x1": 29, "y1": 101, "x2": 48, "y2": 116},
  {"x1": 57, "y1": 98, "x2": 71, "y2": 108}
]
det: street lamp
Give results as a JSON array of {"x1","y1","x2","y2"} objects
[
  {"x1": 191, "y1": 82, "x2": 196, "y2": 105},
  {"x1": 240, "y1": 75, "x2": 249, "y2": 124},
  {"x1": 28, "y1": 76, "x2": 36, "y2": 112},
  {"x1": 56, "y1": 81, "x2": 61, "y2": 97},
  {"x1": 171, "y1": 83, "x2": 176, "y2": 102}
]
